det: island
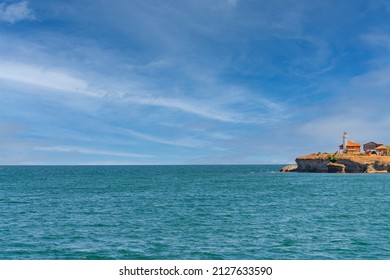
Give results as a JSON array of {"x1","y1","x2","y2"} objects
[{"x1": 280, "y1": 132, "x2": 390, "y2": 173}]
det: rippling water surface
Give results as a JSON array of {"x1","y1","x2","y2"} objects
[{"x1": 0, "y1": 165, "x2": 389, "y2": 259}]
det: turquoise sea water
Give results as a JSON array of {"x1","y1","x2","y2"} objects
[{"x1": 0, "y1": 165, "x2": 389, "y2": 260}]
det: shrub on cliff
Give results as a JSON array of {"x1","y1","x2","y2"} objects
[{"x1": 328, "y1": 154, "x2": 338, "y2": 163}]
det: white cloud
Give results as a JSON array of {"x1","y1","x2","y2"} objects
[
  {"x1": 34, "y1": 146, "x2": 153, "y2": 158},
  {"x1": 126, "y1": 59, "x2": 171, "y2": 72},
  {"x1": 124, "y1": 95, "x2": 240, "y2": 123},
  {"x1": 123, "y1": 128, "x2": 206, "y2": 148},
  {"x1": 298, "y1": 113, "x2": 390, "y2": 147},
  {"x1": 0, "y1": 1, "x2": 35, "y2": 23},
  {"x1": 349, "y1": 67, "x2": 390, "y2": 91},
  {"x1": 122, "y1": 89, "x2": 286, "y2": 124},
  {"x1": 0, "y1": 61, "x2": 284, "y2": 125},
  {"x1": 0, "y1": 61, "x2": 100, "y2": 96},
  {"x1": 361, "y1": 33, "x2": 390, "y2": 48}
]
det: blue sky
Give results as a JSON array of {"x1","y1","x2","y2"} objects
[{"x1": 1, "y1": 0, "x2": 390, "y2": 165}]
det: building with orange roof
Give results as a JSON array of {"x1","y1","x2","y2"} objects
[
  {"x1": 339, "y1": 141, "x2": 361, "y2": 154},
  {"x1": 339, "y1": 132, "x2": 361, "y2": 154}
]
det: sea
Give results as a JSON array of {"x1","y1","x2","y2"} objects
[{"x1": 0, "y1": 165, "x2": 389, "y2": 260}]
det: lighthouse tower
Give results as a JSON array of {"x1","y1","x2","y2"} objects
[{"x1": 342, "y1": 131, "x2": 348, "y2": 153}]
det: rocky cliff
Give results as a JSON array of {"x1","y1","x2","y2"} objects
[{"x1": 281, "y1": 153, "x2": 390, "y2": 173}]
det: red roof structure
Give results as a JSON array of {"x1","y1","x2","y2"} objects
[
  {"x1": 339, "y1": 140, "x2": 361, "y2": 154},
  {"x1": 346, "y1": 141, "x2": 360, "y2": 147}
]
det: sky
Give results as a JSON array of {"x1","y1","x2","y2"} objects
[{"x1": 1, "y1": 0, "x2": 390, "y2": 165}]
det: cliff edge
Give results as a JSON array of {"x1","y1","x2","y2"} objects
[{"x1": 281, "y1": 153, "x2": 390, "y2": 173}]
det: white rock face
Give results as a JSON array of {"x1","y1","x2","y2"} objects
[{"x1": 279, "y1": 165, "x2": 298, "y2": 172}]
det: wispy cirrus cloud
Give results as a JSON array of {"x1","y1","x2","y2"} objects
[
  {"x1": 34, "y1": 146, "x2": 154, "y2": 158},
  {"x1": 119, "y1": 83, "x2": 287, "y2": 124},
  {"x1": 349, "y1": 67, "x2": 390, "y2": 93},
  {"x1": 122, "y1": 128, "x2": 206, "y2": 148},
  {"x1": 0, "y1": 1, "x2": 35, "y2": 23},
  {"x1": 361, "y1": 33, "x2": 390, "y2": 48},
  {"x1": 123, "y1": 95, "x2": 240, "y2": 123},
  {"x1": 0, "y1": 59, "x2": 285, "y2": 125},
  {"x1": 0, "y1": 61, "x2": 100, "y2": 97}
]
